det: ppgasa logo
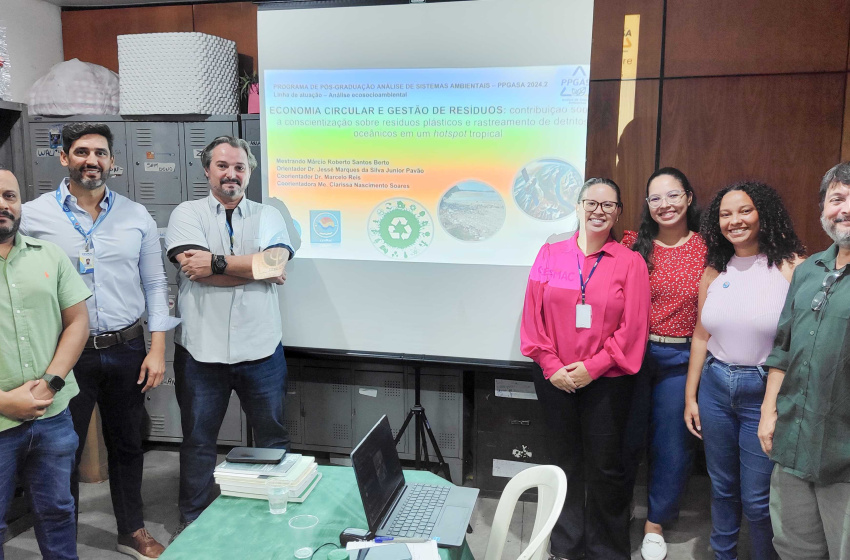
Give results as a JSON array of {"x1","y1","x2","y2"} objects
[
  {"x1": 310, "y1": 210, "x2": 341, "y2": 243},
  {"x1": 368, "y1": 198, "x2": 433, "y2": 259},
  {"x1": 560, "y1": 66, "x2": 588, "y2": 102}
]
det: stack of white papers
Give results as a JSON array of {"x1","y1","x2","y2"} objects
[{"x1": 214, "y1": 454, "x2": 321, "y2": 502}]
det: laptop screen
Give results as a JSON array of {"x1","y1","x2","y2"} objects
[{"x1": 351, "y1": 416, "x2": 406, "y2": 533}]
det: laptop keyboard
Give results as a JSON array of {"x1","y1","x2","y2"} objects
[{"x1": 387, "y1": 484, "x2": 450, "y2": 538}]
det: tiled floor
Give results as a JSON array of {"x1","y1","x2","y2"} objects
[{"x1": 3, "y1": 449, "x2": 748, "y2": 559}]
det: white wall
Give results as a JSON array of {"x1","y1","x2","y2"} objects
[{"x1": 0, "y1": 0, "x2": 64, "y2": 103}]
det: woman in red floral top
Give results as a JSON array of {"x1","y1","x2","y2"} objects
[{"x1": 621, "y1": 167, "x2": 706, "y2": 560}]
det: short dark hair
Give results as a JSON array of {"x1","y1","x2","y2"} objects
[
  {"x1": 819, "y1": 162, "x2": 850, "y2": 210},
  {"x1": 61, "y1": 122, "x2": 114, "y2": 155},
  {"x1": 701, "y1": 181, "x2": 805, "y2": 272},
  {"x1": 200, "y1": 136, "x2": 257, "y2": 172}
]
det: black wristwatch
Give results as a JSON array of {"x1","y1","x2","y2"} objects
[
  {"x1": 211, "y1": 254, "x2": 228, "y2": 275},
  {"x1": 42, "y1": 374, "x2": 65, "y2": 393}
]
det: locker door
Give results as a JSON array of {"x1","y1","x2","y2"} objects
[
  {"x1": 29, "y1": 122, "x2": 67, "y2": 197},
  {"x1": 143, "y1": 203, "x2": 180, "y2": 286},
  {"x1": 104, "y1": 122, "x2": 131, "y2": 198},
  {"x1": 240, "y1": 116, "x2": 262, "y2": 203},
  {"x1": 182, "y1": 121, "x2": 238, "y2": 201},
  {"x1": 302, "y1": 366, "x2": 352, "y2": 447},
  {"x1": 128, "y1": 122, "x2": 183, "y2": 204},
  {"x1": 353, "y1": 368, "x2": 407, "y2": 454}
]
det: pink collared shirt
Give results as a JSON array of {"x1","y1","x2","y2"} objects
[{"x1": 520, "y1": 233, "x2": 650, "y2": 380}]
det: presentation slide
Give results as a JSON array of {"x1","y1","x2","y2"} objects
[
  {"x1": 265, "y1": 65, "x2": 588, "y2": 266},
  {"x1": 257, "y1": 0, "x2": 594, "y2": 361}
]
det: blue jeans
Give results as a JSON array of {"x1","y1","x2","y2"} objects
[
  {"x1": 0, "y1": 408, "x2": 79, "y2": 560},
  {"x1": 624, "y1": 341, "x2": 696, "y2": 525},
  {"x1": 174, "y1": 343, "x2": 289, "y2": 523},
  {"x1": 70, "y1": 336, "x2": 147, "y2": 535},
  {"x1": 699, "y1": 355, "x2": 776, "y2": 560}
]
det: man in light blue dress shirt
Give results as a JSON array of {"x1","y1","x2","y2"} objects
[
  {"x1": 164, "y1": 136, "x2": 293, "y2": 540},
  {"x1": 21, "y1": 123, "x2": 179, "y2": 560}
]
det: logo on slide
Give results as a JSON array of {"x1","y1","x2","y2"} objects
[
  {"x1": 310, "y1": 211, "x2": 341, "y2": 243},
  {"x1": 368, "y1": 198, "x2": 433, "y2": 260}
]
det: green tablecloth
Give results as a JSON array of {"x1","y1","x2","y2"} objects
[{"x1": 161, "y1": 465, "x2": 476, "y2": 560}]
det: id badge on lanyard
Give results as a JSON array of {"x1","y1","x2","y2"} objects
[
  {"x1": 78, "y1": 249, "x2": 95, "y2": 274},
  {"x1": 56, "y1": 187, "x2": 112, "y2": 275},
  {"x1": 576, "y1": 253, "x2": 603, "y2": 329}
]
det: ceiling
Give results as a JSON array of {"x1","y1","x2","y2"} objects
[{"x1": 43, "y1": 0, "x2": 225, "y2": 7}]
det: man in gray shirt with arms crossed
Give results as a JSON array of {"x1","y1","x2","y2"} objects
[{"x1": 164, "y1": 136, "x2": 293, "y2": 541}]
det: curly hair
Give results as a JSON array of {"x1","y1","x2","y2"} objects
[
  {"x1": 632, "y1": 167, "x2": 701, "y2": 272},
  {"x1": 700, "y1": 181, "x2": 804, "y2": 272}
]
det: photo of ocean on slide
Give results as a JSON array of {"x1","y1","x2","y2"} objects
[{"x1": 438, "y1": 180, "x2": 506, "y2": 242}]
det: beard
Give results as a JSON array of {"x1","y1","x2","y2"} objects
[
  {"x1": 69, "y1": 165, "x2": 110, "y2": 190},
  {"x1": 821, "y1": 214, "x2": 850, "y2": 248},
  {"x1": 215, "y1": 179, "x2": 245, "y2": 198},
  {"x1": 0, "y1": 211, "x2": 20, "y2": 244}
]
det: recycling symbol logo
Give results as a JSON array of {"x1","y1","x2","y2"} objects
[
  {"x1": 389, "y1": 216, "x2": 413, "y2": 240},
  {"x1": 379, "y1": 208, "x2": 420, "y2": 249},
  {"x1": 368, "y1": 198, "x2": 434, "y2": 259}
]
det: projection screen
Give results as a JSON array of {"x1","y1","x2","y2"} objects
[{"x1": 258, "y1": 0, "x2": 593, "y2": 362}]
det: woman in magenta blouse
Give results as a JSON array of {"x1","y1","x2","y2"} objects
[{"x1": 521, "y1": 177, "x2": 650, "y2": 560}]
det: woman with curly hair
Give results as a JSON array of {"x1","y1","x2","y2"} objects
[
  {"x1": 684, "y1": 181, "x2": 805, "y2": 560},
  {"x1": 622, "y1": 167, "x2": 705, "y2": 560}
]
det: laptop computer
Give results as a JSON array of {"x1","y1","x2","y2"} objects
[{"x1": 350, "y1": 416, "x2": 479, "y2": 548}]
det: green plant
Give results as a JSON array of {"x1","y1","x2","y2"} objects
[{"x1": 239, "y1": 72, "x2": 259, "y2": 100}]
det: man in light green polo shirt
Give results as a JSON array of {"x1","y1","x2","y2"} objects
[{"x1": 0, "y1": 167, "x2": 91, "y2": 560}]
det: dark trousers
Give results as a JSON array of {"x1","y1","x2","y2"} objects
[
  {"x1": 0, "y1": 409, "x2": 78, "y2": 560},
  {"x1": 623, "y1": 341, "x2": 696, "y2": 525},
  {"x1": 534, "y1": 367, "x2": 635, "y2": 560},
  {"x1": 69, "y1": 336, "x2": 148, "y2": 536},
  {"x1": 174, "y1": 343, "x2": 289, "y2": 523}
]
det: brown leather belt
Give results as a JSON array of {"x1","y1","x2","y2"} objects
[{"x1": 85, "y1": 321, "x2": 144, "y2": 350}]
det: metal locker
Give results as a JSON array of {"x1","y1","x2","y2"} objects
[
  {"x1": 301, "y1": 365, "x2": 352, "y2": 447},
  {"x1": 142, "y1": 203, "x2": 180, "y2": 285},
  {"x1": 0, "y1": 101, "x2": 32, "y2": 201},
  {"x1": 29, "y1": 117, "x2": 130, "y2": 198},
  {"x1": 127, "y1": 122, "x2": 183, "y2": 204},
  {"x1": 239, "y1": 114, "x2": 262, "y2": 203},
  {"x1": 182, "y1": 119, "x2": 238, "y2": 201},
  {"x1": 284, "y1": 364, "x2": 302, "y2": 445},
  {"x1": 353, "y1": 367, "x2": 407, "y2": 454},
  {"x1": 144, "y1": 363, "x2": 181, "y2": 440}
]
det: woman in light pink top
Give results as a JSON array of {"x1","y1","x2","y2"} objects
[{"x1": 684, "y1": 182, "x2": 804, "y2": 560}]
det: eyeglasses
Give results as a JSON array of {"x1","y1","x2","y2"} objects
[
  {"x1": 646, "y1": 190, "x2": 687, "y2": 208},
  {"x1": 581, "y1": 199, "x2": 620, "y2": 214},
  {"x1": 811, "y1": 268, "x2": 845, "y2": 311}
]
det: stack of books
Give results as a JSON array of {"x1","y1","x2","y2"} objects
[{"x1": 214, "y1": 453, "x2": 321, "y2": 502}]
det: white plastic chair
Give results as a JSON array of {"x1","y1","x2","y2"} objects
[{"x1": 482, "y1": 465, "x2": 567, "y2": 560}]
